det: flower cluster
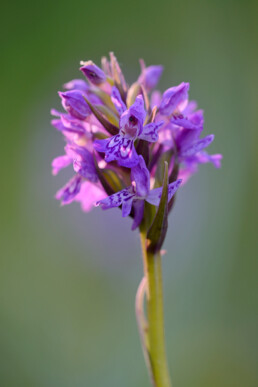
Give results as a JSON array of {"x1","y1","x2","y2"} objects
[{"x1": 51, "y1": 52, "x2": 222, "y2": 230}]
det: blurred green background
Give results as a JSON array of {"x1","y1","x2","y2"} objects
[{"x1": 1, "y1": 0, "x2": 257, "y2": 386}]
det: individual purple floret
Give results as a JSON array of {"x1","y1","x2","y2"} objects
[
  {"x1": 94, "y1": 88, "x2": 163, "y2": 167},
  {"x1": 138, "y1": 60, "x2": 163, "y2": 91},
  {"x1": 80, "y1": 61, "x2": 106, "y2": 85},
  {"x1": 96, "y1": 156, "x2": 182, "y2": 228},
  {"x1": 58, "y1": 90, "x2": 91, "y2": 120},
  {"x1": 159, "y1": 82, "x2": 189, "y2": 115}
]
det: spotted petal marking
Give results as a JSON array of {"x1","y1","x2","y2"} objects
[
  {"x1": 96, "y1": 187, "x2": 135, "y2": 210},
  {"x1": 139, "y1": 121, "x2": 164, "y2": 142}
]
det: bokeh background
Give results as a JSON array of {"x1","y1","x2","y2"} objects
[{"x1": 1, "y1": 0, "x2": 258, "y2": 386}]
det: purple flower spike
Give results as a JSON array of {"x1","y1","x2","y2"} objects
[
  {"x1": 159, "y1": 82, "x2": 189, "y2": 115},
  {"x1": 138, "y1": 65, "x2": 163, "y2": 91},
  {"x1": 80, "y1": 61, "x2": 106, "y2": 85},
  {"x1": 58, "y1": 90, "x2": 91, "y2": 120},
  {"x1": 52, "y1": 53, "x2": 222, "y2": 227}
]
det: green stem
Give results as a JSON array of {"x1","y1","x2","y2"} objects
[{"x1": 140, "y1": 228, "x2": 172, "y2": 387}]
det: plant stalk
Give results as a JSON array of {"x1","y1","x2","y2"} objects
[{"x1": 139, "y1": 228, "x2": 172, "y2": 387}]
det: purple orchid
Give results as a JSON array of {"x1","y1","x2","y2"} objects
[
  {"x1": 159, "y1": 82, "x2": 189, "y2": 116},
  {"x1": 51, "y1": 52, "x2": 222, "y2": 222},
  {"x1": 94, "y1": 88, "x2": 164, "y2": 167},
  {"x1": 96, "y1": 156, "x2": 182, "y2": 229},
  {"x1": 58, "y1": 90, "x2": 91, "y2": 120},
  {"x1": 51, "y1": 54, "x2": 223, "y2": 387}
]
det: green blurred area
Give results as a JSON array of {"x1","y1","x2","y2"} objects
[{"x1": 1, "y1": 0, "x2": 258, "y2": 386}]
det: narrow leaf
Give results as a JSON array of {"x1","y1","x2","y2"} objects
[
  {"x1": 126, "y1": 82, "x2": 141, "y2": 107},
  {"x1": 110, "y1": 52, "x2": 127, "y2": 101},
  {"x1": 83, "y1": 96, "x2": 119, "y2": 136},
  {"x1": 94, "y1": 104, "x2": 119, "y2": 127},
  {"x1": 93, "y1": 155, "x2": 123, "y2": 196}
]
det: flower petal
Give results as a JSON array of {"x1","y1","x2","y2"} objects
[
  {"x1": 75, "y1": 182, "x2": 106, "y2": 212},
  {"x1": 63, "y1": 79, "x2": 89, "y2": 91},
  {"x1": 58, "y1": 90, "x2": 90, "y2": 120},
  {"x1": 138, "y1": 121, "x2": 164, "y2": 142},
  {"x1": 66, "y1": 145, "x2": 98, "y2": 182},
  {"x1": 159, "y1": 82, "x2": 189, "y2": 115},
  {"x1": 138, "y1": 65, "x2": 163, "y2": 91},
  {"x1": 170, "y1": 115, "x2": 202, "y2": 130},
  {"x1": 180, "y1": 134, "x2": 214, "y2": 157},
  {"x1": 96, "y1": 187, "x2": 134, "y2": 210},
  {"x1": 80, "y1": 61, "x2": 106, "y2": 85},
  {"x1": 122, "y1": 196, "x2": 134, "y2": 217},
  {"x1": 195, "y1": 151, "x2": 223, "y2": 168},
  {"x1": 55, "y1": 175, "x2": 82, "y2": 205},
  {"x1": 94, "y1": 135, "x2": 139, "y2": 168},
  {"x1": 146, "y1": 179, "x2": 182, "y2": 206},
  {"x1": 131, "y1": 200, "x2": 145, "y2": 230},
  {"x1": 131, "y1": 156, "x2": 150, "y2": 198},
  {"x1": 111, "y1": 86, "x2": 126, "y2": 115},
  {"x1": 52, "y1": 155, "x2": 72, "y2": 175}
]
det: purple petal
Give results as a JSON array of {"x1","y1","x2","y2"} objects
[
  {"x1": 122, "y1": 196, "x2": 134, "y2": 217},
  {"x1": 150, "y1": 91, "x2": 162, "y2": 109},
  {"x1": 60, "y1": 115, "x2": 88, "y2": 135},
  {"x1": 138, "y1": 121, "x2": 164, "y2": 142},
  {"x1": 189, "y1": 109, "x2": 204, "y2": 126},
  {"x1": 195, "y1": 151, "x2": 223, "y2": 168},
  {"x1": 176, "y1": 128, "x2": 202, "y2": 153},
  {"x1": 96, "y1": 188, "x2": 135, "y2": 210},
  {"x1": 52, "y1": 155, "x2": 72, "y2": 175},
  {"x1": 159, "y1": 82, "x2": 189, "y2": 115},
  {"x1": 131, "y1": 156, "x2": 150, "y2": 197},
  {"x1": 180, "y1": 134, "x2": 214, "y2": 157},
  {"x1": 170, "y1": 115, "x2": 202, "y2": 130},
  {"x1": 131, "y1": 200, "x2": 145, "y2": 230},
  {"x1": 119, "y1": 95, "x2": 146, "y2": 139},
  {"x1": 94, "y1": 135, "x2": 139, "y2": 168},
  {"x1": 55, "y1": 175, "x2": 82, "y2": 205},
  {"x1": 129, "y1": 95, "x2": 146, "y2": 126},
  {"x1": 138, "y1": 65, "x2": 163, "y2": 91},
  {"x1": 80, "y1": 61, "x2": 106, "y2": 85},
  {"x1": 75, "y1": 182, "x2": 106, "y2": 212},
  {"x1": 58, "y1": 90, "x2": 90, "y2": 120},
  {"x1": 65, "y1": 145, "x2": 98, "y2": 182},
  {"x1": 63, "y1": 79, "x2": 89, "y2": 91},
  {"x1": 145, "y1": 179, "x2": 182, "y2": 206},
  {"x1": 111, "y1": 86, "x2": 126, "y2": 116},
  {"x1": 94, "y1": 138, "x2": 110, "y2": 153}
]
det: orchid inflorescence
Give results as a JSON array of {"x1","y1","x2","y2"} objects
[
  {"x1": 51, "y1": 52, "x2": 222, "y2": 386},
  {"x1": 51, "y1": 52, "x2": 221, "y2": 244}
]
